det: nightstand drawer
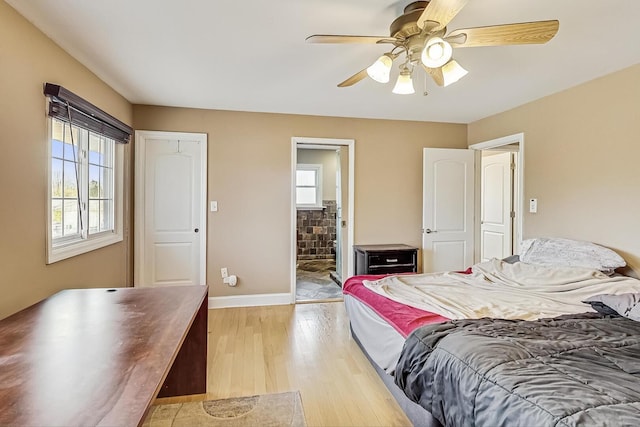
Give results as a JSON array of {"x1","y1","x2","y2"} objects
[{"x1": 368, "y1": 252, "x2": 414, "y2": 267}]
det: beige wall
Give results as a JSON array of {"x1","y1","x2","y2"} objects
[
  {"x1": 134, "y1": 106, "x2": 467, "y2": 296},
  {"x1": 6, "y1": 0, "x2": 636, "y2": 316},
  {"x1": 297, "y1": 148, "x2": 338, "y2": 201},
  {"x1": 0, "y1": 2, "x2": 133, "y2": 318},
  {"x1": 468, "y1": 64, "x2": 640, "y2": 276}
]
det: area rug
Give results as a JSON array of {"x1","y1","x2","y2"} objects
[{"x1": 142, "y1": 391, "x2": 307, "y2": 427}]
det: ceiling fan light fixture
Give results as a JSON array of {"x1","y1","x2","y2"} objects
[
  {"x1": 392, "y1": 68, "x2": 415, "y2": 95},
  {"x1": 421, "y1": 37, "x2": 453, "y2": 68},
  {"x1": 308, "y1": 3, "x2": 559, "y2": 94},
  {"x1": 366, "y1": 54, "x2": 393, "y2": 83},
  {"x1": 441, "y1": 59, "x2": 468, "y2": 87}
]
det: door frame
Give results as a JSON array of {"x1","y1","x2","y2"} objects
[
  {"x1": 290, "y1": 137, "x2": 355, "y2": 303},
  {"x1": 134, "y1": 130, "x2": 208, "y2": 286},
  {"x1": 469, "y1": 132, "x2": 524, "y2": 261}
]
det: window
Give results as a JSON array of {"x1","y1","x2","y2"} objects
[
  {"x1": 296, "y1": 164, "x2": 323, "y2": 208},
  {"x1": 47, "y1": 117, "x2": 123, "y2": 263}
]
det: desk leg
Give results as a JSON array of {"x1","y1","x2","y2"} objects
[{"x1": 158, "y1": 296, "x2": 208, "y2": 397}]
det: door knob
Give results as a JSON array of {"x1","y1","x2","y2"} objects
[
  {"x1": 424, "y1": 228, "x2": 437, "y2": 234},
  {"x1": 194, "y1": 228, "x2": 199, "y2": 233}
]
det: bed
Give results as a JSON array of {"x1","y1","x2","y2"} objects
[{"x1": 344, "y1": 238, "x2": 640, "y2": 426}]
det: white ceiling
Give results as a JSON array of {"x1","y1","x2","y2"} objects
[{"x1": 8, "y1": 0, "x2": 640, "y2": 123}]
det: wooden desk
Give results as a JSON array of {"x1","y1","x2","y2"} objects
[{"x1": 0, "y1": 285, "x2": 208, "y2": 426}]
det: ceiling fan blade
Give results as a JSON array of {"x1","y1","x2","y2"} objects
[
  {"x1": 338, "y1": 68, "x2": 369, "y2": 87},
  {"x1": 417, "y1": 0, "x2": 469, "y2": 31},
  {"x1": 422, "y1": 65, "x2": 444, "y2": 87},
  {"x1": 446, "y1": 20, "x2": 559, "y2": 47},
  {"x1": 306, "y1": 35, "x2": 394, "y2": 44}
]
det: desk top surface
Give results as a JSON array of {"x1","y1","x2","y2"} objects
[{"x1": 0, "y1": 285, "x2": 207, "y2": 427}]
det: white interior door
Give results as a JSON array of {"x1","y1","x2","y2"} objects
[
  {"x1": 480, "y1": 152, "x2": 513, "y2": 261},
  {"x1": 422, "y1": 148, "x2": 475, "y2": 273},
  {"x1": 135, "y1": 131, "x2": 207, "y2": 287}
]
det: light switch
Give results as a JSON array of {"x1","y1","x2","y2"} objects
[
  {"x1": 210, "y1": 201, "x2": 218, "y2": 212},
  {"x1": 529, "y1": 198, "x2": 537, "y2": 213}
]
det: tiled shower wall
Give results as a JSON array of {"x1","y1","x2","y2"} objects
[{"x1": 297, "y1": 200, "x2": 337, "y2": 260}]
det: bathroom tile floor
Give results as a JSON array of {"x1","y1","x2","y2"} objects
[{"x1": 296, "y1": 259, "x2": 343, "y2": 302}]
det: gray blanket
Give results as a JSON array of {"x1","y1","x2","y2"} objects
[{"x1": 395, "y1": 313, "x2": 640, "y2": 426}]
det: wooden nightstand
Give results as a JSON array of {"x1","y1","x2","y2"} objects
[{"x1": 354, "y1": 244, "x2": 418, "y2": 275}]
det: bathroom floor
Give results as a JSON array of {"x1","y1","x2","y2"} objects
[{"x1": 296, "y1": 259, "x2": 343, "y2": 302}]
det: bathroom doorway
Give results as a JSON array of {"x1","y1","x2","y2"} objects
[
  {"x1": 291, "y1": 138, "x2": 354, "y2": 303},
  {"x1": 470, "y1": 133, "x2": 524, "y2": 261}
]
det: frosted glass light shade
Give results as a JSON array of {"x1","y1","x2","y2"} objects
[
  {"x1": 442, "y1": 60, "x2": 468, "y2": 87},
  {"x1": 366, "y1": 54, "x2": 393, "y2": 83},
  {"x1": 421, "y1": 37, "x2": 453, "y2": 68},
  {"x1": 392, "y1": 70, "x2": 415, "y2": 94}
]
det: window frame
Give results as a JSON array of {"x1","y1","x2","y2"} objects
[
  {"x1": 295, "y1": 163, "x2": 323, "y2": 209},
  {"x1": 46, "y1": 116, "x2": 124, "y2": 264}
]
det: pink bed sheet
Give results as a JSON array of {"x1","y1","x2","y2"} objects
[{"x1": 343, "y1": 274, "x2": 449, "y2": 338}]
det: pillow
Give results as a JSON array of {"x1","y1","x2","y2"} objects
[
  {"x1": 519, "y1": 237, "x2": 625, "y2": 273},
  {"x1": 584, "y1": 300, "x2": 620, "y2": 316},
  {"x1": 583, "y1": 293, "x2": 640, "y2": 321},
  {"x1": 501, "y1": 255, "x2": 520, "y2": 264}
]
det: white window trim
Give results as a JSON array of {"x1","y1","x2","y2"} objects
[
  {"x1": 46, "y1": 118, "x2": 124, "y2": 264},
  {"x1": 296, "y1": 163, "x2": 323, "y2": 209}
]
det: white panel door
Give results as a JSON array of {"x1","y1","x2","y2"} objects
[
  {"x1": 135, "y1": 132, "x2": 206, "y2": 287},
  {"x1": 422, "y1": 148, "x2": 475, "y2": 273},
  {"x1": 480, "y1": 152, "x2": 513, "y2": 261}
]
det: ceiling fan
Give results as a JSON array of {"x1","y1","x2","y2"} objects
[{"x1": 306, "y1": 0, "x2": 559, "y2": 94}]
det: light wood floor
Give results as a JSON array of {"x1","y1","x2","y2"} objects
[{"x1": 157, "y1": 302, "x2": 411, "y2": 426}]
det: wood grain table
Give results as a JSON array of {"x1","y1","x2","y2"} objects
[{"x1": 0, "y1": 285, "x2": 208, "y2": 426}]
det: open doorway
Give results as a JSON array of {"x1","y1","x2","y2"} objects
[
  {"x1": 291, "y1": 138, "x2": 354, "y2": 303},
  {"x1": 479, "y1": 147, "x2": 518, "y2": 260},
  {"x1": 470, "y1": 133, "x2": 524, "y2": 261}
]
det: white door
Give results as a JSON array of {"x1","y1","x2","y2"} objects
[
  {"x1": 135, "y1": 131, "x2": 207, "y2": 287},
  {"x1": 480, "y1": 152, "x2": 513, "y2": 261},
  {"x1": 422, "y1": 148, "x2": 475, "y2": 273}
]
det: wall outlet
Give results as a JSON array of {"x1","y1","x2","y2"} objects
[
  {"x1": 223, "y1": 275, "x2": 238, "y2": 287},
  {"x1": 220, "y1": 267, "x2": 228, "y2": 278}
]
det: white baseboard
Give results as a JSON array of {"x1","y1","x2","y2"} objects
[{"x1": 208, "y1": 293, "x2": 292, "y2": 309}]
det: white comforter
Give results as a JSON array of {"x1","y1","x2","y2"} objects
[{"x1": 363, "y1": 259, "x2": 640, "y2": 320}]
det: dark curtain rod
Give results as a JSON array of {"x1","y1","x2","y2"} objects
[{"x1": 44, "y1": 83, "x2": 132, "y2": 143}]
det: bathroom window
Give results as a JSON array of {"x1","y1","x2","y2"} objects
[{"x1": 296, "y1": 164, "x2": 323, "y2": 209}]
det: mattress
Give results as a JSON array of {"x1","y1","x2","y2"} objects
[
  {"x1": 349, "y1": 322, "x2": 442, "y2": 427},
  {"x1": 344, "y1": 295, "x2": 405, "y2": 373},
  {"x1": 343, "y1": 275, "x2": 448, "y2": 373}
]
